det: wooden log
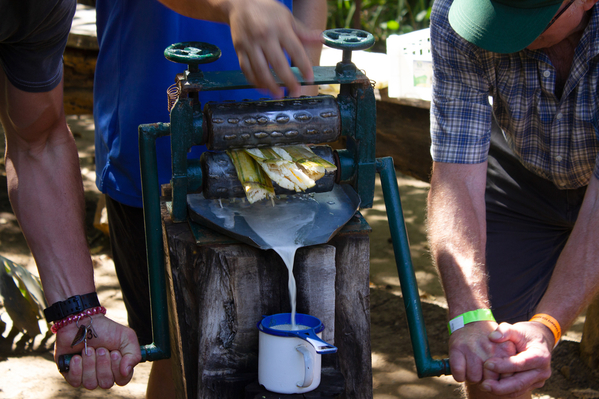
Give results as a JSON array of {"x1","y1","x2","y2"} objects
[
  {"x1": 161, "y1": 199, "x2": 371, "y2": 399},
  {"x1": 328, "y1": 94, "x2": 433, "y2": 183},
  {"x1": 244, "y1": 367, "x2": 345, "y2": 398},
  {"x1": 580, "y1": 294, "x2": 599, "y2": 369},
  {"x1": 63, "y1": 4, "x2": 97, "y2": 115},
  {"x1": 375, "y1": 97, "x2": 432, "y2": 182},
  {"x1": 330, "y1": 231, "x2": 372, "y2": 399},
  {"x1": 63, "y1": 47, "x2": 96, "y2": 115}
]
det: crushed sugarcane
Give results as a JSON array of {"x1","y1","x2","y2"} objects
[
  {"x1": 282, "y1": 145, "x2": 337, "y2": 181},
  {"x1": 242, "y1": 145, "x2": 337, "y2": 196},
  {"x1": 226, "y1": 149, "x2": 275, "y2": 204}
]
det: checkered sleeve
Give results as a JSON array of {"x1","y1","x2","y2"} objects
[{"x1": 429, "y1": 0, "x2": 494, "y2": 164}]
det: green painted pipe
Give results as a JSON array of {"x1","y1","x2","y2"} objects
[
  {"x1": 376, "y1": 157, "x2": 451, "y2": 378},
  {"x1": 57, "y1": 123, "x2": 172, "y2": 372},
  {"x1": 138, "y1": 122, "x2": 173, "y2": 362}
]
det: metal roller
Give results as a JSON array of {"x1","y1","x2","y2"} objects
[
  {"x1": 201, "y1": 145, "x2": 338, "y2": 199},
  {"x1": 203, "y1": 95, "x2": 341, "y2": 150}
]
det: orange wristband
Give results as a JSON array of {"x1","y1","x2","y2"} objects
[{"x1": 530, "y1": 313, "x2": 561, "y2": 345}]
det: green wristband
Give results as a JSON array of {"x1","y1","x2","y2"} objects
[{"x1": 448, "y1": 309, "x2": 495, "y2": 335}]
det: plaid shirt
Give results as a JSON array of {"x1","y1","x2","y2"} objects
[{"x1": 430, "y1": 0, "x2": 599, "y2": 189}]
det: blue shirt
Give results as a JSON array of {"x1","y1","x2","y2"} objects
[
  {"x1": 430, "y1": 0, "x2": 599, "y2": 189},
  {"x1": 94, "y1": 0, "x2": 292, "y2": 207}
]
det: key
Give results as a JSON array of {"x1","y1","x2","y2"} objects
[
  {"x1": 71, "y1": 324, "x2": 88, "y2": 351},
  {"x1": 71, "y1": 317, "x2": 98, "y2": 356}
]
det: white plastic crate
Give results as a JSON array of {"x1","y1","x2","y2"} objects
[{"x1": 386, "y1": 28, "x2": 432, "y2": 102}]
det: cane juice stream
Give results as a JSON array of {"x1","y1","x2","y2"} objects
[{"x1": 211, "y1": 196, "x2": 318, "y2": 328}]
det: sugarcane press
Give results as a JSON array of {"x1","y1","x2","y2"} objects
[{"x1": 60, "y1": 29, "x2": 451, "y2": 385}]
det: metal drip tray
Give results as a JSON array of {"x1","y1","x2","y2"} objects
[{"x1": 187, "y1": 184, "x2": 361, "y2": 250}]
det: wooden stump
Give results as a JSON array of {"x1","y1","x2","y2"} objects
[
  {"x1": 244, "y1": 368, "x2": 345, "y2": 398},
  {"x1": 64, "y1": 5, "x2": 97, "y2": 115},
  {"x1": 375, "y1": 97, "x2": 432, "y2": 183},
  {"x1": 161, "y1": 201, "x2": 372, "y2": 399},
  {"x1": 63, "y1": 46, "x2": 96, "y2": 115},
  {"x1": 581, "y1": 294, "x2": 599, "y2": 369}
]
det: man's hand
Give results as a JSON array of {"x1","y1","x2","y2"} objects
[
  {"x1": 228, "y1": 0, "x2": 323, "y2": 98},
  {"x1": 449, "y1": 321, "x2": 517, "y2": 384},
  {"x1": 479, "y1": 322, "x2": 553, "y2": 396},
  {"x1": 54, "y1": 314, "x2": 141, "y2": 389}
]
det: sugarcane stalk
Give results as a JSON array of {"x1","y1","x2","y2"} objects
[{"x1": 227, "y1": 149, "x2": 275, "y2": 203}]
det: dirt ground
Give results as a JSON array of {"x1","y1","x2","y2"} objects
[{"x1": 0, "y1": 115, "x2": 598, "y2": 398}]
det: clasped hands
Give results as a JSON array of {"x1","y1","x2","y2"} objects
[{"x1": 449, "y1": 320, "x2": 555, "y2": 397}]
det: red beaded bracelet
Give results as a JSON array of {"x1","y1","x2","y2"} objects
[{"x1": 50, "y1": 306, "x2": 106, "y2": 334}]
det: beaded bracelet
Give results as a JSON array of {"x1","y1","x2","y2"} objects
[{"x1": 50, "y1": 306, "x2": 107, "y2": 334}]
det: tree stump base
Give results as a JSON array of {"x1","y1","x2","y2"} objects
[
  {"x1": 244, "y1": 367, "x2": 345, "y2": 398},
  {"x1": 161, "y1": 199, "x2": 373, "y2": 399}
]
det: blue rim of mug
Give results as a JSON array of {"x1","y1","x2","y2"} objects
[{"x1": 257, "y1": 313, "x2": 325, "y2": 337}]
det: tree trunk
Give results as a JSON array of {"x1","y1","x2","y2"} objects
[
  {"x1": 580, "y1": 294, "x2": 599, "y2": 369},
  {"x1": 162, "y1": 201, "x2": 372, "y2": 399}
]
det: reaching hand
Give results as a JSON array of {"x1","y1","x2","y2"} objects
[
  {"x1": 449, "y1": 321, "x2": 517, "y2": 384},
  {"x1": 479, "y1": 322, "x2": 554, "y2": 396},
  {"x1": 228, "y1": 0, "x2": 323, "y2": 98},
  {"x1": 54, "y1": 314, "x2": 141, "y2": 389}
]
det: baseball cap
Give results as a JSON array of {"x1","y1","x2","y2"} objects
[{"x1": 448, "y1": 0, "x2": 563, "y2": 53}]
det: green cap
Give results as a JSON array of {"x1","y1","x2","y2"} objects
[{"x1": 448, "y1": 0, "x2": 563, "y2": 53}]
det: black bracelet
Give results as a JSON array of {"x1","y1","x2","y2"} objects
[{"x1": 43, "y1": 292, "x2": 101, "y2": 322}]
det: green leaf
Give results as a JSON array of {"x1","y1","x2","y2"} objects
[{"x1": 387, "y1": 20, "x2": 400, "y2": 30}]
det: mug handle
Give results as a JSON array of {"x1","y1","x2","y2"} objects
[{"x1": 295, "y1": 345, "x2": 314, "y2": 388}]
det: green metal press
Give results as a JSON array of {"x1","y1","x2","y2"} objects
[{"x1": 59, "y1": 28, "x2": 451, "y2": 381}]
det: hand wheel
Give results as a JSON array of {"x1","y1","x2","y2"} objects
[
  {"x1": 322, "y1": 29, "x2": 375, "y2": 51},
  {"x1": 164, "y1": 42, "x2": 221, "y2": 71}
]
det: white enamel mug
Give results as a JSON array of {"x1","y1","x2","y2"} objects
[{"x1": 257, "y1": 313, "x2": 337, "y2": 394}]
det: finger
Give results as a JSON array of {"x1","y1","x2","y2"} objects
[
  {"x1": 117, "y1": 332, "x2": 142, "y2": 384},
  {"x1": 497, "y1": 339, "x2": 518, "y2": 357},
  {"x1": 255, "y1": 33, "x2": 303, "y2": 97},
  {"x1": 244, "y1": 44, "x2": 285, "y2": 98},
  {"x1": 481, "y1": 369, "x2": 548, "y2": 397},
  {"x1": 296, "y1": 27, "x2": 326, "y2": 45},
  {"x1": 485, "y1": 347, "x2": 550, "y2": 375},
  {"x1": 237, "y1": 51, "x2": 258, "y2": 87},
  {"x1": 449, "y1": 349, "x2": 466, "y2": 382},
  {"x1": 81, "y1": 347, "x2": 99, "y2": 390},
  {"x1": 482, "y1": 363, "x2": 501, "y2": 382},
  {"x1": 110, "y1": 351, "x2": 127, "y2": 386},
  {"x1": 278, "y1": 31, "x2": 314, "y2": 84},
  {"x1": 488, "y1": 322, "x2": 522, "y2": 346},
  {"x1": 464, "y1": 352, "x2": 484, "y2": 383},
  {"x1": 288, "y1": 19, "x2": 321, "y2": 82},
  {"x1": 63, "y1": 354, "x2": 83, "y2": 388},
  {"x1": 95, "y1": 347, "x2": 115, "y2": 389},
  {"x1": 116, "y1": 353, "x2": 137, "y2": 386}
]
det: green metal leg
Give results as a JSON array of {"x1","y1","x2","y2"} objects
[
  {"x1": 376, "y1": 157, "x2": 451, "y2": 378},
  {"x1": 138, "y1": 123, "x2": 172, "y2": 362},
  {"x1": 57, "y1": 123, "x2": 173, "y2": 372}
]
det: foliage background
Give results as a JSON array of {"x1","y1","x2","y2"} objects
[{"x1": 326, "y1": 0, "x2": 433, "y2": 52}]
